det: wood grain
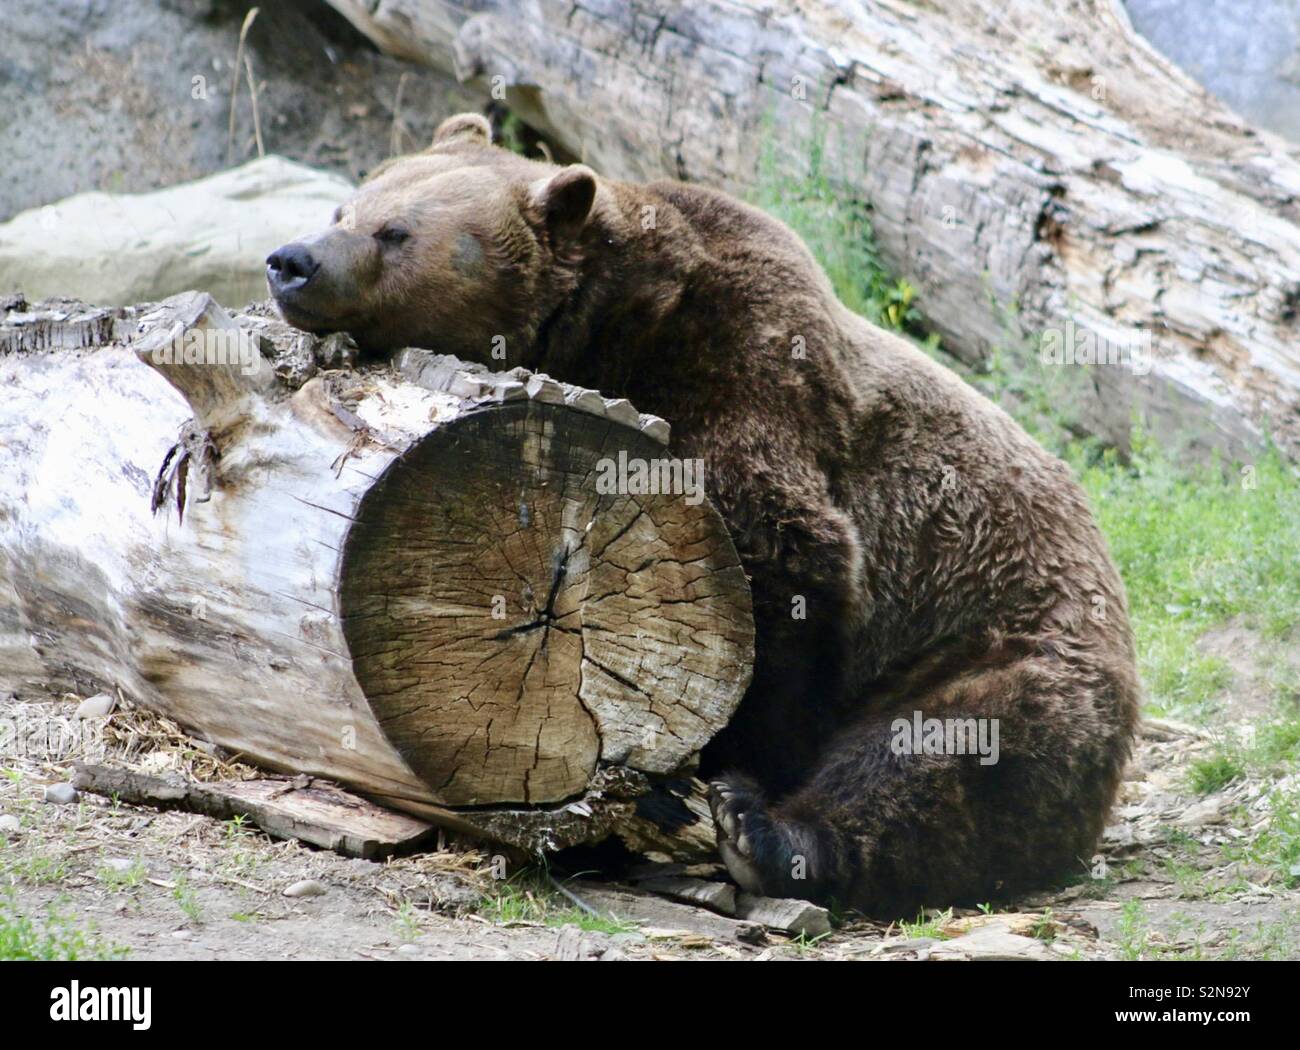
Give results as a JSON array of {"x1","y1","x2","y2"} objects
[{"x1": 0, "y1": 294, "x2": 749, "y2": 857}]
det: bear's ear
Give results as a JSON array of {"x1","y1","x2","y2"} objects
[
  {"x1": 530, "y1": 165, "x2": 597, "y2": 242},
  {"x1": 431, "y1": 113, "x2": 492, "y2": 149}
]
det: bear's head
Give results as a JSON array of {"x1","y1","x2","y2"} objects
[{"x1": 266, "y1": 113, "x2": 598, "y2": 360}]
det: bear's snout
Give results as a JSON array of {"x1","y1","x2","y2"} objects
[{"x1": 266, "y1": 242, "x2": 320, "y2": 294}]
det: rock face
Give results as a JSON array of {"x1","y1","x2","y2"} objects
[
  {"x1": 1126, "y1": 0, "x2": 1300, "y2": 143},
  {"x1": 0, "y1": 0, "x2": 480, "y2": 222},
  {"x1": 0, "y1": 158, "x2": 352, "y2": 307}
]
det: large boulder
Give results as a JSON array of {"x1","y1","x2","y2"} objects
[
  {"x1": 0, "y1": 0, "x2": 479, "y2": 222},
  {"x1": 0, "y1": 157, "x2": 351, "y2": 308}
]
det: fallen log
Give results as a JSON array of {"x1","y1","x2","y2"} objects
[
  {"x1": 324, "y1": 0, "x2": 1300, "y2": 462},
  {"x1": 0, "y1": 292, "x2": 753, "y2": 858}
]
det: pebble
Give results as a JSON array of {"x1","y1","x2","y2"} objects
[
  {"x1": 103, "y1": 857, "x2": 136, "y2": 873},
  {"x1": 928, "y1": 924, "x2": 1055, "y2": 961},
  {"x1": 43, "y1": 783, "x2": 79, "y2": 805},
  {"x1": 74, "y1": 692, "x2": 116, "y2": 719},
  {"x1": 283, "y1": 879, "x2": 327, "y2": 899},
  {"x1": 0, "y1": 814, "x2": 20, "y2": 836},
  {"x1": 1176, "y1": 796, "x2": 1226, "y2": 828},
  {"x1": 397, "y1": 943, "x2": 421, "y2": 955}
]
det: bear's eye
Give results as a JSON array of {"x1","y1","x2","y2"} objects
[{"x1": 375, "y1": 225, "x2": 411, "y2": 247}]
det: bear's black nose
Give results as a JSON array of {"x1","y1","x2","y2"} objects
[{"x1": 266, "y1": 243, "x2": 319, "y2": 293}]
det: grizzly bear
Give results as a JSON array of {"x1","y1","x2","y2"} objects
[{"x1": 267, "y1": 112, "x2": 1140, "y2": 916}]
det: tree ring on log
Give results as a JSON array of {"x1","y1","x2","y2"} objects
[{"x1": 339, "y1": 400, "x2": 754, "y2": 806}]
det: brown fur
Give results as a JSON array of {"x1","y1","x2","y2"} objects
[{"x1": 268, "y1": 114, "x2": 1141, "y2": 916}]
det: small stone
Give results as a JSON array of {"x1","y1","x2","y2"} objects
[
  {"x1": 74, "y1": 692, "x2": 116, "y2": 719},
  {"x1": 103, "y1": 857, "x2": 135, "y2": 873},
  {"x1": 397, "y1": 943, "x2": 421, "y2": 955},
  {"x1": 283, "y1": 879, "x2": 327, "y2": 898},
  {"x1": 1176, "y1": 796, "x2": 1226, "y2": 828},
  {"x1": 0, "y1": 814, "x2": 21, "y2": 836},
  {"x1": 171, "y1": 929, "x2": 193, "y2": 940},
  {"x1": 43, "y1": 783, "x2": 79, "y2": 805},
  {"x1": 929, "y1": 923, "x2": 1055, "y2": 961}
]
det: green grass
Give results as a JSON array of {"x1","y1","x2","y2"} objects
[
  {"x1": 1075, "y1": 437, "x2": 1300, "y2": 717},
  {"x1": 393, "y1": 898, "x2": 422, "y2": 942},
  {"x1": 896, "y1": 908, "x2": 953, "y2": 940},
  {"x1": 787, "y1": 930, "x2": 834, "y2": 953},
  {"x1": 1115, "y1": 899, "x2": 1150, "y2": 960},
  {"x1": 173, "y1": 875, "x2": 202, "y2": 923},
  {"x1": 479, "y1": 870, "x2": 636, "y2": 935},
  {"x1": 2, "y1": 854, "x2": 69, "y2": 886},
  {"x1": 754, "y1": 131, "x2": 1300, "y2": 727},
  {"x1": 1188, "y1": 714, "x2": 1300, "y2": 796},
  {"x1": 0, "y1": 893, "x2": 126, "y2": 960},
  {"x1": 749, "y1": 129, "x2": 933, "y2": 342},
  {"x1": 1221, "y1": 787, "x2": 1300, "y2": 890},
  {"x1": 98, "y1": 857, "x2": 147, "y2": 892},
  {"x1": 1188, "y1": 752, "x2": 1246, "y2": 795}
]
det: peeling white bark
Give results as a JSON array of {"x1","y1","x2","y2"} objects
[{"x1": 0, "y1": 293, "x2": 751, "y2": 855}]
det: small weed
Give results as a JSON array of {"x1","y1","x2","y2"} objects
[
  {"x1": 787, "y1": 930, "x2": 833, "y2": 953},
  {"x1": 3, "y1": 853, "x2": 69, "y2": 886},
  {"x1": 394, "y1": 898, "x2": 422, "y2": 942},
  {"x1": 0, "y1": 893, "x2": 126, "y2": 960},
  {"x1": 99, "y1": 858, "x2": 147, "y2": 892},
  {"x1": 1115, "y1": 899, "x2": 1149, "y2": 960},
  {"x1": 1031, "y1": 909, "x2": 1057, "y2": 942},
  {"x1": 1188, "y1": 751, "x2": 1245, "y2": 795},
  {"x1": 479, "y1": 870, "x2": 635, "y2": 935},
  {"x1": 897, "y1": 908, "x2": 953, "y2": 940},
  {"x1": 173, "y1": 875, "x2": 202, "y2": 923}
]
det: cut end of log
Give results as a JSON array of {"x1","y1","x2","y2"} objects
[
  {"x1": 340, "y1": 399, "x2": 754, "y2": 806},
  {"x1": 1, "y1": 297, "x2": 751, "y2": 859}
]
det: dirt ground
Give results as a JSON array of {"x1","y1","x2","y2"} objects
[{"x1": 3, "y1": 680, "x2": 1297, "y2": 962}]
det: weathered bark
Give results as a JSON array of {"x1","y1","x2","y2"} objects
[
  {"x1": 0, "y1": 293, "x2": 752, "y2": 858},
  {"x1": 71, "y1": 764, "x2": 438, "y2": 860},
  {"x1": 325, "y1": 0, "x2": 1300, "y2": 461}
]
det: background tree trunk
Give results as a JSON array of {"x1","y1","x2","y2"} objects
[
  {"x1": 0, "y1": 293, "x2": 752, "y2": 858},
  {"x1": 325, "y1": 0, "x2": 1300, "y2": 462}
]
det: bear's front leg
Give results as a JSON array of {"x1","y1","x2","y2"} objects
[
  {"x1": 708, "y1": 653, "x2": 1134, "y2": 917},
  {"x1": 708, "y1": 774, "x2": 851, "y2": 902}
]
